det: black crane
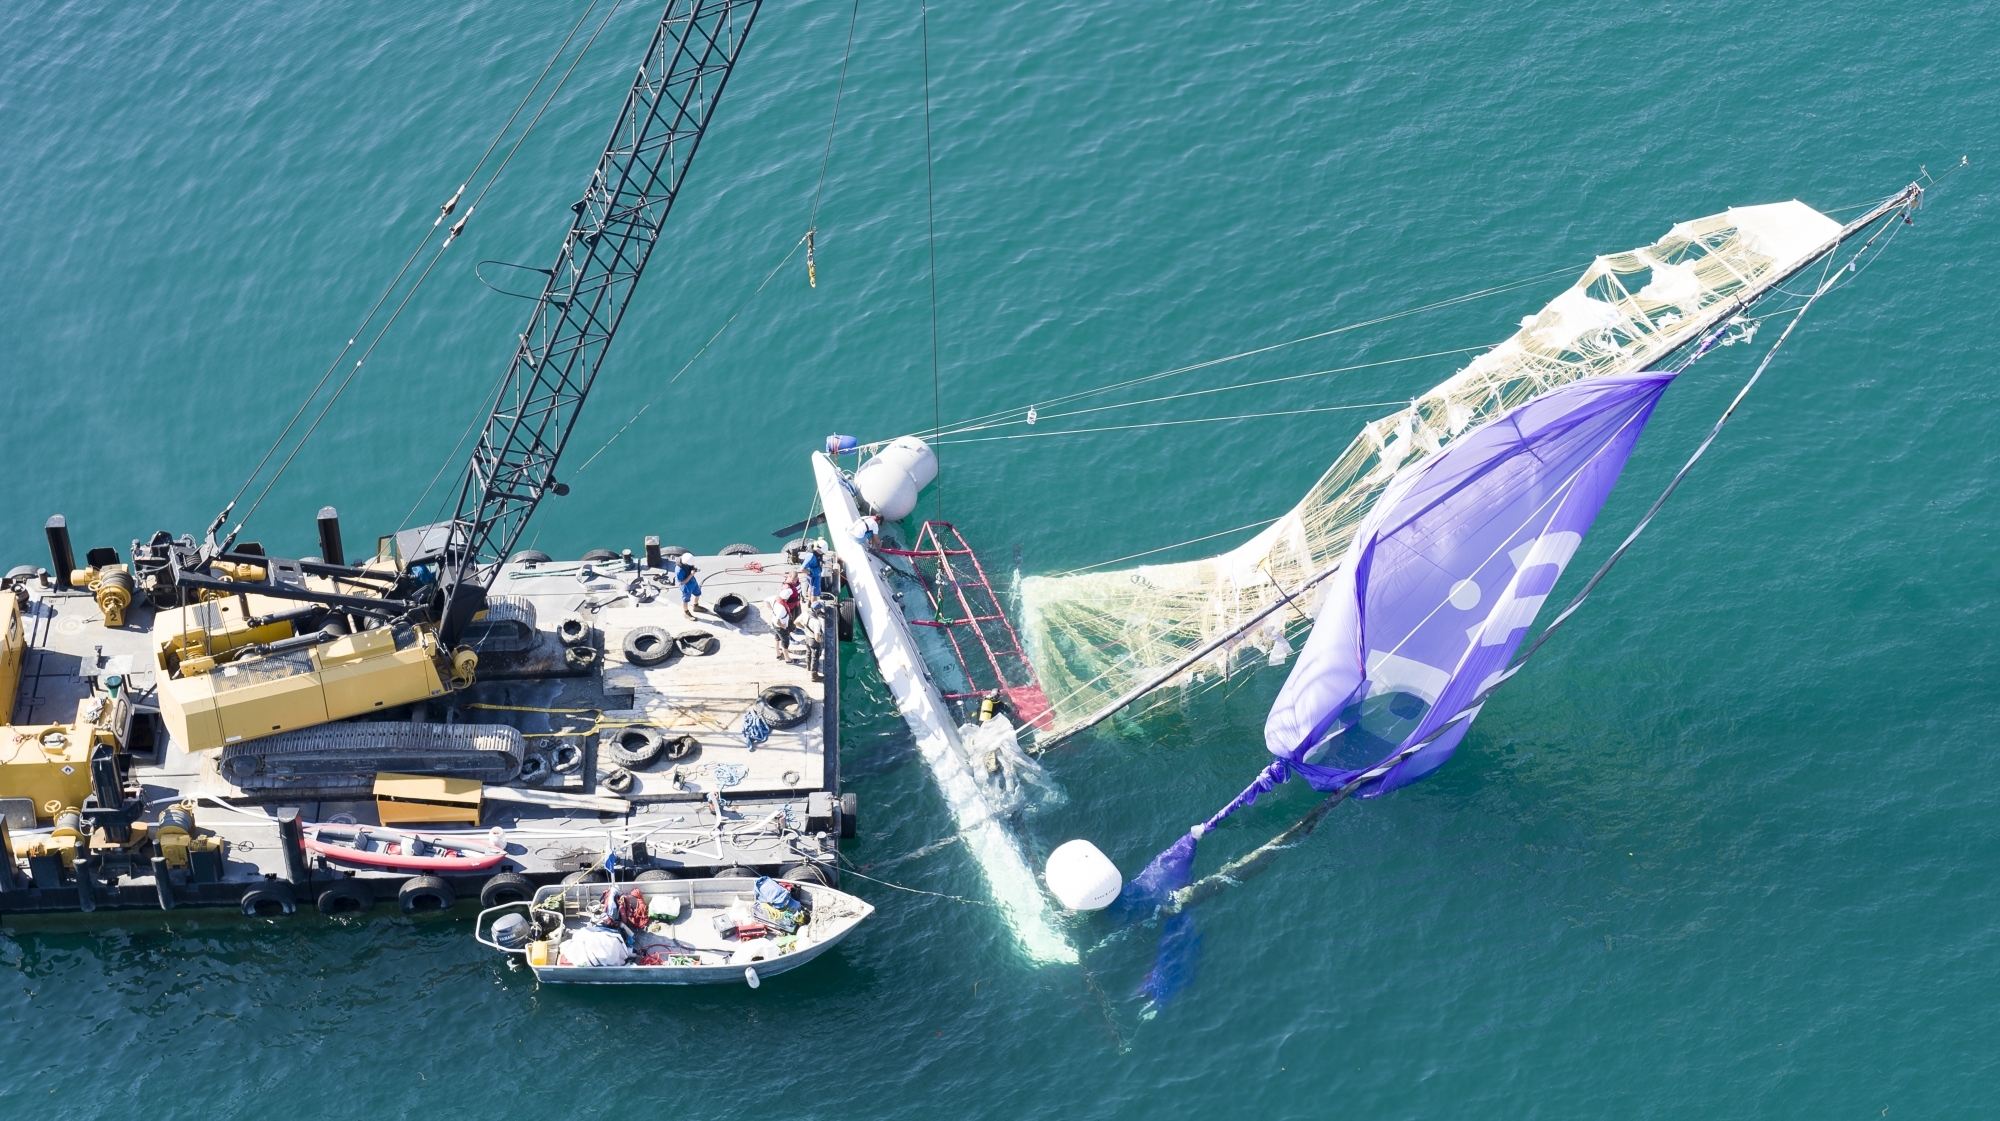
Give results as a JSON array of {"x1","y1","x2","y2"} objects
[{"x1": 431, "y1": 0, "x2": 764, "y2": 647}]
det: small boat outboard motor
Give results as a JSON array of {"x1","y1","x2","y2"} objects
[{"x1": 492, "y1": 912, "x2": 534, "y2": 951}]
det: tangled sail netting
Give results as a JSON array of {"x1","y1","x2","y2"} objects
[{"x1": 1019, "y1": 200, "x2": 1844, "y2": 732}]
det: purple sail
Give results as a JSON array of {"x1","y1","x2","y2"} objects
[{"x1": 1265, "y1": 370, "x2": 1677, "y2": 795}]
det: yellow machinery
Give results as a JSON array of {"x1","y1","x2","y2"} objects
[
  {"x1": 152, "y1": 590, "x2": 451, "y2": 753},
  {"x1": 0, "y1": 691, "x2": 131, "y2": 825},
  {"x1": 0, "y1": 595, "x2": 22, "y2": 722}
]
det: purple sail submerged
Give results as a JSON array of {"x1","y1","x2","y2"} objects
[{"x1": 1266, "y1": 370, "x2": 1677, "y2": 794}]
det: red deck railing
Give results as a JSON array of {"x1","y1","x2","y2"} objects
[{"x1": 878, "y1": 521, "x2": 1053, "y2": 730}]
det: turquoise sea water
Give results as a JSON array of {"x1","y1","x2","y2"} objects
[{"x1": 3, "y1": 0, "x2": 1997, "y2": 1115}]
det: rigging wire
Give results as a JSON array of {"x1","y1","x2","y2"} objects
[
  {"x1": 933, "y1": 345, "x2": 1490, "y2": 438},
  {"x1": 919, "y1": 0, "x2": 943, "y2": 517},
  {"x1": 933, "y1": 399, "x2": 1406, "y2": 445},
  {"x1": 806, "y1": 0, "x2": 863, "y2": 287},
  {"x1": 223, "y1": 0, "x2": 605, "y2": 524},
  {"x1": 922, "y1": 264, "x2": 1584, "y2": 440},
  {"x1": 1051, "y1": 516, "x2": 1283, "y2": 577},
  {"x1": 237, "y1": 0, "x2": 628, "y2": 540}
]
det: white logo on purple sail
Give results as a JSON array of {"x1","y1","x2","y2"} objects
[{"x1": 1473, "y1": 530, "x2": 1581, "y2": 646}]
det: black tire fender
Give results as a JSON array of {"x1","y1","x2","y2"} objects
[
  {"x1": 510, "y1": 550, "x2": 553, "y2": 564},
  {"x1": 581, "y1": 549, "x2": 619, "y2": 563},
  {"x1": 720, "y1": 543, "x2": 759, "y2": 557},
  {"x1": 551, "y1": 742, "x2": 585, "y2": 774},
  {"x1": 316, "y1": 879, "x2": 375, "y2": 915},
  {"x1": 676, "y1": 630, "x2": 719, "y2": 656},
  {"x1": 562, "y1": 866, "x2": 612, "y2": 885},
  {"x1": 603, "y1": 767, "x2": 636, "y2": 794},
  {"x1": 606, "y1": 726, "x2": 667, "y2": 768},
  {"x1": 839, "y1": 791, "x2": 858, "y2": 839},
  {"x1": 757, "y1": 684, "x2": 811, "y2": 730},
  {"x1": 564, "y1": 644, "x2": 601, "y2": 671},
  {"x1": 664, "y1": 734, "x2": 699, "y2": 761},
  {"x1": 399, "y1": 874, "x2": 455, "y2": 914},
  {"x1": 557, "y1": 615, "x2": 591, "y2": 647},
  {"x1": 778, "y1": 862, "x2": 833, "y2": 887},
  {"x1": 479, "y1": 872, "x2": 535, "y2": 909},
  {"x1": 714, "y1": 865, "x2": 761, "y2": 880},
  {"x1": 713, "y1": 594, "x2": 750, "y2": 623},
  {"x1": 622, "y1": 626, "x2": 675, "y2": 666},
  {"x1": 517, "y1": 753, "x2": 552, "y2": 786},
  {"x1": 634, "y1": 868, "x2": 683, "y2": 882},
  {"x1": 240, "y1": 880, "x2": 296, "y2": 916},
  {"x1": 836, "y1": 599, "x2": 855, "y2": 642}
]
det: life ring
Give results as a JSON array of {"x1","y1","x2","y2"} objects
[
  {"x1": 757, "y1": 685, "x2": 811, "y2": 730},
  {"x1": 720, "y1": 543, "x2": 759, "y2": 557},
  {"x1": 316, "y1": 879, "x2": 375, "y2": 915},
  {"x1": 479, "y1": 872, "x2": 535, "y2": 909},
  {"x1": 606, "y1": 727, "x2": 666, "y2": 769},
  {"x1": 398, "y1": 874, "x2": 455, "y2": 914},
  {"x1": 551, "y1": 742, "x2": 585, "y2": 774},
  {"x1": 713, "y1": 594, "x2": 750, "y2": 623},
  {"x1": 676, "y1": 631, "x2": 719, "y2": 656},
  {"x1": 510, "y1": 550, "x2": 553, "y2": 564},
  {"x1": 602, "y1": 767, "x2": 636, "y2": 794},
  {"x1": 622, "y1": 626, "x2": 675, "y2": 666},
  {"x1": 240, "y1": 881, "x2": 296, "y2": 916},
  {"x1": 581, "y1": 549, "x2": 619, "y2": 563},
  {"x1": 564, "y1": 644, "x2": 601, "y2": 671},
  {"x1": 557, "y1": 616, "x2": 591, "y2": 647}
]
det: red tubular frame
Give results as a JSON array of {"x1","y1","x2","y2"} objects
[{"x1": 880, "y1": 522, "x2": 1053, "y2": 730}]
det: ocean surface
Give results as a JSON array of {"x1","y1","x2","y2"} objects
[{"x1": 3, "y1": 0, "x2": 1997, "y2": 1115}]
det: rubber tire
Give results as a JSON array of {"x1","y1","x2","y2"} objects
[
  {"x1": 562, "y1": 866, "x2": 611, "y2": 885},
  {"x1": 664, "y1": 734, "x2": 699, "y2": 761},
  {"x1": 240, "y1": 881, "x2": 296, "y2": 916},
  {"x1": 399, "y1": 875, "x2": 455, "y2": 914},
  {"x1": 714, "y1": 865, "x2": 762, "y2": 880},
  {"x1": 552, "y1": 742, "x2": 585, "y2": 774},
  {"x1": 581, "y1": 549, "x2": 619, "y2": 563},
  {"x1": 564, "y1": 644, "x2": 601, "y2": 671},
  {"x1": 839, "y1": 792, "x2": 858, "y2": 839},
  {"x1": 316, "y1": 879, "x2": 375, "y2": 915},
  {"x1": 602, "y1": 767, "x2": 635, "y2": 794},
  {"x1": 836, "y1": 599, "x2": 855, "y2": 642},
  {"x1": 676, "y1": 631, "x2": 719, "y2": 656},
  {"x1": 606, "y1": 727, "x2": 666, "y2": 768},
  {"x1": 779, "y1": 862, "x2": 833, "y2": 887},
  {"x1": 622, "y1": 626, "x2": 675, "y2": 666},
  {"x1": 713, "y1": 594, "x2": 750, "y2": 623},
  {"x1": 720, "y1": 543, "x2": 759, "y2": 556},
  {"x1": 510, "y1": 550, "x2": 553, "y2": 564},
  {"x1": 757, "y1": 685, "x2": 811, "y2": 730},
  {"x1": 479, "y1": 872, "x2": 535, "y2": 909},
  {"x1": 634, "y1": 868, "x2": 683, "y2": 881},
  {"x1": 517, "y1": 753, "x2": 552, "y2": 785},
  {"x1": 557, "y1": 615, "x2": 591, "y2": 647}
]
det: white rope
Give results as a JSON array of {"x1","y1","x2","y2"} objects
[{"x1": 934, "y1": 399, "x2": 1407, "y2": 445}]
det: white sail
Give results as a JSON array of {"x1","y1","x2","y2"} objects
[{"x1": 1021, "y1": 200, "x2": 1842, "y2": 731}]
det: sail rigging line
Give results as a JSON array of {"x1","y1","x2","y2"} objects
[
  {"x1": 1051, "y1": 516, "x2": 1283, "y2": 577},
  {"x1": 223, "y1": 0, "x2": 608, "y2": 524},
  {"x1": 933, "y1": 400, "x2": 1409, "y2": 445},
  {"x1": 929, "y1": 345, "x2": 1494, "y2": 439},
  {"x1": 563, "y1": 231, "x2": 813, "y2": 482},
  {"x1": 1159, "y1": 189, "x2": 1921, "y2": 916},
  {"x1": 806, "y1": 0, "x2": 863, "y2": 287},
  {"x1": 919, "y1": 0, "x2": 944, "y2": 517},
  {"x1": 234, "y1": 0, "x2": 630, "y2": 540},
  {"x1": 927, "y1": 264, "x2": 1586, "y2": 438}
]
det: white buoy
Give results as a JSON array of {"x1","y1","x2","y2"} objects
[
  {"x1": 1044, "y1": 839, "x2": 1122, "y2": 911},
  {"x1": 744, "y1": 966, "x2": 761, "y2": 989}
]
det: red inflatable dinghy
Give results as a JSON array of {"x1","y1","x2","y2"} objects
[{"x1": 302, "y1": 823, "x2": 506, "y2": 873}]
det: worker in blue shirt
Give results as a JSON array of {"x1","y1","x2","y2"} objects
[
  {"x1": 801, "y1": 547, "x2": 824, "y2": 599},
  {"x1": 675, "y1": 557, "x2": 703, "y2": 618}
]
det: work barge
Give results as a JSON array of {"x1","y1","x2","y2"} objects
[{"x1": 0, "y1": 516, "x2": 856, "y2": 920}]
